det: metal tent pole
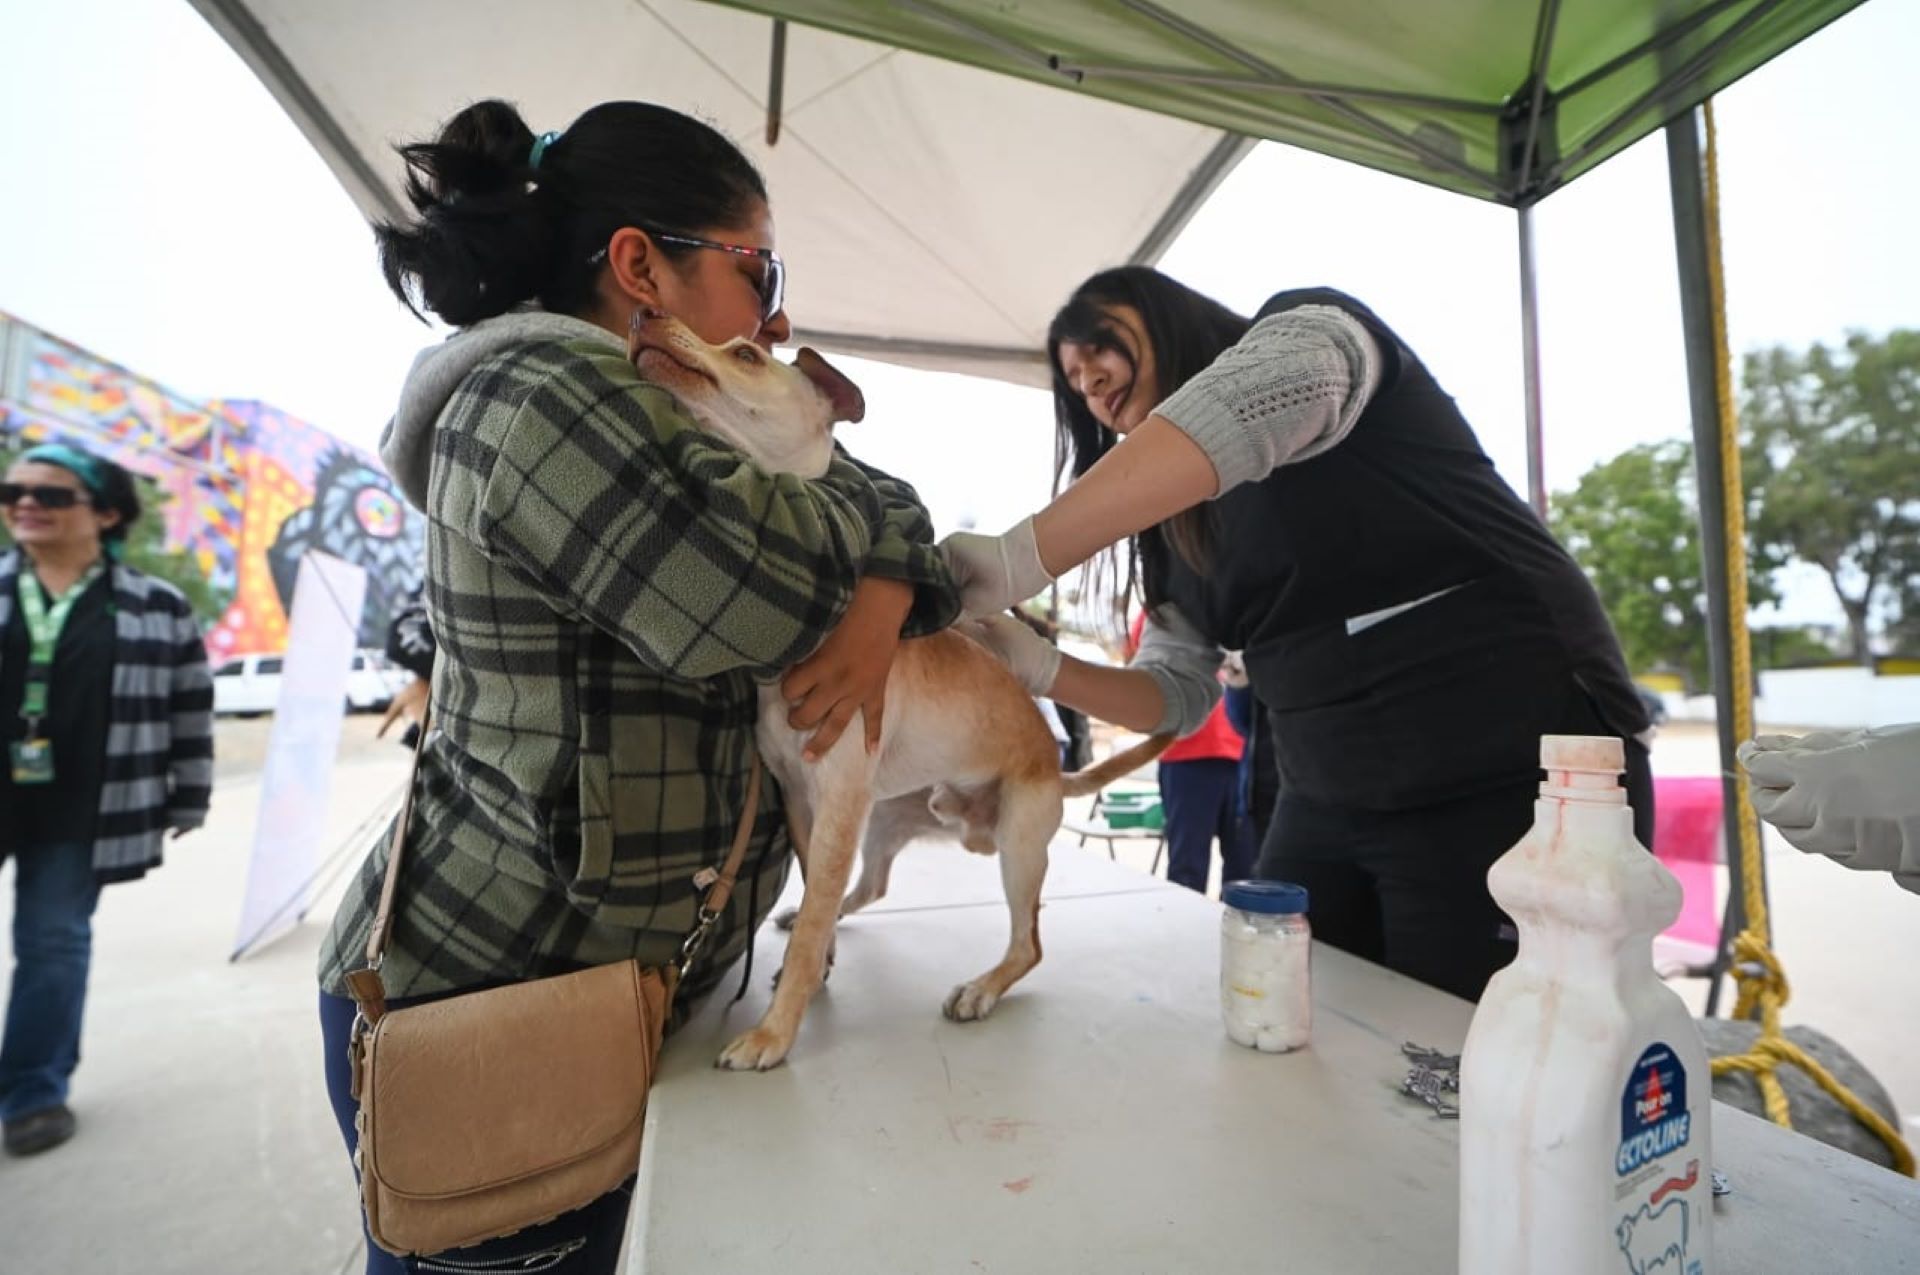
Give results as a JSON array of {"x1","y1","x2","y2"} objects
[
  {"x1": 1664, "y1": 106, "x2": 1763, "y2": 1017},
  {"x1": 1518, "y1": 205, "x2": 1547, "y2": 517},
  {"x1": 765, "y1": 19, "x2": 788, "y2": 146}
]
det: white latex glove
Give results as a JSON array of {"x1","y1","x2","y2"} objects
[
  {"x1": 939, "y1": 517, "x2": 1056, "y2": 619},
  {"x1": 1738, "y1": 723, "x2": 1920, "y2": 893},
  {"x1": 954, "y1": 614, "x2": 1063, "y2": 697}
]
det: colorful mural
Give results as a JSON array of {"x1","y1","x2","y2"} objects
[
  {"x1": 1, "y1": 313, "x2": 423, "y2": 662},
  {"x1": 213, "y1": 401, "x2": 423, "y2": 658}
]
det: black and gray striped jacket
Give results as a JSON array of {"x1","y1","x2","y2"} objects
[{"x1": 0, "y1": 549, "x2": 215, "y2": 882}]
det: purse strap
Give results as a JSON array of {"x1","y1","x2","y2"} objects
[
  {"x1": 345, "y1": 694, "x2": 764, "y2": 1022},
  {"x1": 362, "y1": 699, "x2": 434, "y2": 973}
]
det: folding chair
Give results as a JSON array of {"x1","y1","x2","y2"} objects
[{"x1": 1062, "y1": 787, "x2": 1167, "y2": 875}]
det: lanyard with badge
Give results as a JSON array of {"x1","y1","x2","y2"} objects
[{"x1": 11, "y1": 561, "x2": 105, "y2": 785}]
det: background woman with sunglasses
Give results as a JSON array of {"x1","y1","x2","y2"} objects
[
  {"x1": 944, "y1": 266, "x2": 1651, "y2": 1005},
  {"x1": 0, "y1": 443, "x2": 213, "y2": 1157},
  {"x1": 314, "y1": 98, "x2": 958, "y2": 1274}
]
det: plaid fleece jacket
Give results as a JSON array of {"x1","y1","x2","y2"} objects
[
  {"x1": 0, "y1": 551, "x2": 214, "y2": 882},
  {"x1": 318, "y1": 324, "x2": 960, "y2": 1010}
]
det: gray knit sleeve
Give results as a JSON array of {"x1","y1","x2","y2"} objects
[
  {"x1": 1152, "y1": 304, "x2": 1382, "y2": 494},
  {"x1": 1130, "y1": 604, "x2": 1225, "y2": 737}
]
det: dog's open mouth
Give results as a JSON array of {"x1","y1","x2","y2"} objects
[{"x1": 633, "y1": 339, "x2": 720, "y2": 390}]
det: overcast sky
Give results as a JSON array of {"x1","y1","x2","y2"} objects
[{"x1": 2, "y1": 0, "x2": 1912, "y2": 628}]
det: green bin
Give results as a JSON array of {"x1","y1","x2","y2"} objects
[{"x1": 1101, "y1": 792, "x2": 1164, "y2": 831}]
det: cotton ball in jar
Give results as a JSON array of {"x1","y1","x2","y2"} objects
[{"x1": 1220, "y1": 881, "x2": 1312, "y2": 1054}]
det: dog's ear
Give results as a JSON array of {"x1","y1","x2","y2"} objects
[{"x1": 794, "y1": 347, "x2": 865, "y2": 424}]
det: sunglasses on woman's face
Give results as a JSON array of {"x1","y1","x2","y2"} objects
[
  {"x1": 0, "y1": 483, "x2": 90, "y2": 510},
  {"x1": 591, "y1": 230, "x2": 787, "y2": 323}
]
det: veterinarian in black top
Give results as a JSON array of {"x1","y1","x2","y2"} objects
[{"x1": 945, "y1": 267, "x2": 1652, "y2": 1003}]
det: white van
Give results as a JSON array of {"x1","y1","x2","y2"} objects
[{"x1": 212, "y1": 650, "x2": 409, "y2": 716}]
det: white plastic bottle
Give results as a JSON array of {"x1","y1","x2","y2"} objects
[{"x1": 1459, "y1": 735, "x2": 1713, "y2": 1275}]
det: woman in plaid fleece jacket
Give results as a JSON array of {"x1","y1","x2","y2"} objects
[{"x1": 315, "y1": 100, "x2": 961, "y2": 1273}]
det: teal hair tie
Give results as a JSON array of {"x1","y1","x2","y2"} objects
[
  {"x1": 528, "y1": 130, "x2": 560, "y2": 170},
  {"x1": 21, "y1": 443, "x2": 109, "y2": 498}
]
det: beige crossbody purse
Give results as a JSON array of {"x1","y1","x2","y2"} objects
[{"x1": 344, "y1": 710, "x2": 762, "y2": 1256}]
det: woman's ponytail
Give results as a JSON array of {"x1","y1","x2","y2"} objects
[
  {"x1": 376, "y1": 99, "x2": 559, "y2": 326},
  {"x1": 375, "y1": 98, "x2": 769, "y2": 329}
]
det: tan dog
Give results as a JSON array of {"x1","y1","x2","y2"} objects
[{"x1": 630, "y1": 311, "x2": 1168, "y2": 1070}]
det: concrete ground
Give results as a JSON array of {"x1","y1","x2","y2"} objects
[
  {"x1": 1, "y1": 717, "x2": 1913, "y2": 1274},
  {"x1": 0, "y1": 714, "x2": 404, "y2": 1275}
]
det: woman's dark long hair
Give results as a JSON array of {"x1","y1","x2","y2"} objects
[
  {"x1": 376, "y1": 99, "x2": 768, "y2": 326},
  {"x1": 85, "y1": 455, "x2": 140, "y2": 548},
  {"x1": 1046, "y1": 266, "x2": 1249, "y2": 621}
]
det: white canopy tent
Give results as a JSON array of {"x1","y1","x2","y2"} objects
[
  {"x1": 188, "y1": 0, "x2": 1251, "y2": 388},
  {"x1": 188, "y1": 0, "x2": 1878, "y2": 1018}
]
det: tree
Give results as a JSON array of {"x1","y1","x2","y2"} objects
[
  {"x1": 118, "y1": 497, "x2": 232, "y2": 623},
  {"x1": 1552, "y1": 441, "x2": 1732, "y2": 687},
  {"x1": 1749, "y1": 624, "x2": 1845, "y2": 670},
  {"x1": 1741, "y1": 330, "x2": 1920, "y2": 665},
  {"x1": 0, "y1": 444, "x2": 231, "y2": 624},
  {"x1": 1883, "y1": 529, "x2": 1920, "y2": 655},
  {"x1": 1886, "y1": 583, "x2": 1920, "y2": 657}
]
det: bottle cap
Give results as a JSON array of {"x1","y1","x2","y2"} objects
[
  {"x1": 1223, "y1": 880, "x2": 1309, "y2": 915},
  {"x1": 1540, "y1": 734, "x2": 1624, "y2": 774}
]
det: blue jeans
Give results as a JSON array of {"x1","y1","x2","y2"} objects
[
  {"x1": 1158, "y1": 759, "x2": 1258, "y2": 895},
  {"x1": 1, "y1": 842, "x2": 102, "y2": 1121},
  {"x1": 319, "y1": 990, "x2": 636, "y2": 1274}
]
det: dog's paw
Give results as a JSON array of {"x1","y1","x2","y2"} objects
[
  {"x1": 942, "y1": 981, "x2": 1000, "y2": 1023},
  {"x1": 772, "y1": 906, "x2": 800, "y2": 932},
  {"x1": 716, "y1": 1026, "x2": 795, "y2": 1071}
]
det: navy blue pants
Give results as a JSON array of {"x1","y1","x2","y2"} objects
[
  {"x1": 319, "y1": 990, "x2": 635, "y2": 1274},
  {"x1": 1157, "y1": 758, "x2": 1258, "y2": 894},
  {"x1": 1, "y1": 842, "x2": 100, "y2": 1122}
]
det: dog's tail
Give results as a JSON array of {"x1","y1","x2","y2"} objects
[{"x1": 1060, "y1": 733, "x2": 1176, "y2": 798}]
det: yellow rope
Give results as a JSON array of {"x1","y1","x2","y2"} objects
[{"x1": 1693, "y1": 99, "x2": 1916, "y2": 1177}]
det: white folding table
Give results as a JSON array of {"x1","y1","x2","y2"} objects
[{"x1": 628, "y1": 841, "x2": 1920, "y2": 1273}]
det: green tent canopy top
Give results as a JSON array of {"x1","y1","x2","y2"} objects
[{"x1": 710, "y1": 0, "x2": 1862, "y2": 206}]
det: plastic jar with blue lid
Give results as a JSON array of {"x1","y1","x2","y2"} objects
[{"x1": 1220, "y1": 881, "x2": 1312, "y2": 1053}]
